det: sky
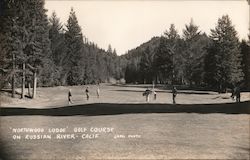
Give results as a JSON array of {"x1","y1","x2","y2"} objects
[{"x1": 44, "y1": 0, "x2": 249, "y2": 55}]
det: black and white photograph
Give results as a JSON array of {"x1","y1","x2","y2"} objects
[{"x1": 0, "y1": 0, "x2": 250, "y2": 159}]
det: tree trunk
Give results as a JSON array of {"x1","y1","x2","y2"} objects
[
  {"x1": 21, "y1": 63, "x2": 25, "y2": 99},
  {"x1": 11, "y1": 53, "x2": 15, "y2": 98},
  {"x1": 11, "y1": 74, "x2": 15, "y2": 98},
  {"x1": 32, "y1": 71, "x2": 37, "y2": 99},
  {"x1": 28, "y1": 82, "x2": 31, "y2": 97}
]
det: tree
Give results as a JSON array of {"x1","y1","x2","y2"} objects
[
  {"x1": 0, "y1": 1, "x2": 27, "y2": 96},
  {"x1": 49, "y1": 11, "x2": 65, "y2": 65},
  {"x1": 48, "y1": 11, "x2": 66, "y2": 85},
  {"x1": 0, "y1": 0, "x2": 52, "y2": 97},
  {"x1": 139, "y1": 47, "x2": 154, "y2": 83},
  {"x1": 165, "y1": 24, "x2": 180, "y2": 84},
  {"x1": 154, "y1": 24, "x2": 179, "y2": 84},
  {"x1": 107, "y1": 44, "x2": 112, "y2": 54},
  {"x1": 105, "y1": 44, "x2": 116, "y2": 81},
  {"x1": 125, "y1": 63, "x2": 139, "y2": 84},
  {"x1": 241, "y1": 38, "x2": 250, "y2": 89},
  {"x1": 113, "y1": 49, "x2": 117, "y2": 56},
  {"x1": 165, "y1": 24, "x2": 180, "y2": 40},
  {"x1": 64, "y1": 8, "x2": 84, "y2": 85},
  {"x1": 153, "y1": 37, "x2": 173, "y2": 84},
  {"x1": 182, "y1": 20, "x2": 210, "y2": 85},
  {"x1": 205, "y1": 15, "x2": 244, "y2": 90},
  {"x1": 183, "y1": 19, "x2": 200, "y2": 40},
  {"x1": 29, "y1": 0, "x2": 54, "y2": 87}
]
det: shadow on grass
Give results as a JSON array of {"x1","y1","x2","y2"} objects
[
  {"x1": 1, "y1": 101, "x2": 250, "y2": 116},
  {"x1": 112, "y1": 89, "x2": 213, "y2": 95},
  {"x1": 111, "y1": 84, "x2": 218, "y2": 92}
]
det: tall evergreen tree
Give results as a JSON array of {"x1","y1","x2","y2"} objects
[
  {"x1": 64, "y1": 8, "x2": 84, "y2": 85},
  {"x1": 49, "y1": 11, "x2": 65, "y2": 65},
  {"x1": 182, "y1": 20, "x2": 210, "y2": 85},
  {"x1": 28, "y1": 0, "x2": 54, "y2": 87},
  {"x1": 139, "y1": 47, "x2": 154, "y2": 83},
  {"x1": 105, "y1": 44, "x2": 116, "y2": 81},
  {"x1": 165, "y1": 24, "x2": 180, "y2": 84},
  {"x1": 48, "y1": 11, "x2": 66, "y2": 85},
  {"x1": 183, "y1": 19, "x2": 200, "y2": 40},
  {"x1": 154, "y1": 24, "x2": 179, "y2": 84},
  {"x1": 0, "y1": 1, "x2": 26, "y2": 93},
  {"x1": 153, "y1": 37, "x2": 172, "y2": 84},
  {"x1": 206, "y1": 15, "x2": 244, "y2": 90},
  {"x1": 0, "y1": 0, "x2": 52, "y2": 90},
  {"x1": 107, "y1": 44, "x2": 113, "y2": 54},
  {"x1": 241, "y1": 38, "x2": 250, "y2": 89}
]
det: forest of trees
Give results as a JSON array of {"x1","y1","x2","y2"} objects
[
  {"x1": 0, "y1": 0, "x2": 250, "y2": 99},
  {"x1": 0, "y1": 0, "x2": 124, "y2": 98},
  {"x1": 124, "y1": 17, "x2": 250, "y2": 91}
]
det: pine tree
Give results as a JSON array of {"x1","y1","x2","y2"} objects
[
  {"x1": 183, "y1": 19, "x2": 200, "y2": 40},
  {"x1": 49, "y1": 11, "x2": 65, "y2": 65},
  {"x1": 165, "y1": 24, "x2": 180, "y2": 84},
  {"x1": 165, "y1": 24, "x2": 180, "y2": 40},
  {"x1": 182, "y1": 20, "x2": 210, "y2": 85},
  {"x1": 0, "y1": 0, "x2": 52, "y2": 95},
  {"x1": 105, "y1": 44, "x2": 116, "y2": 81},
  {"x1": 154, "y1": 24, "x2": 179, "y2": 84},
  {"x1": 241, "y1": 38, "x2": 250, "y2": 89},
  {"x1": 29, "y1": 0, "x2": 54, "y2": 87},
  {"x1": 125, "y1": 64, "x2": 139, "y2": 84},
  {"x1": 64, "y1": 8, "x2": 84, "y2": 85},
  {"x1": 153, "y1": 37, "x2": 173, "y2": 84},
  {"x1": 48, "y1": 11, "x2": 66, "y2": 85},
  {"x1": 0, "y1": 1, "x2": 25, "y2": 95},
  {"x1": 139, "y1": 47, "x2": 154, "y2": 83},
  {"x1": 113, "y1": 49, "x2": 117, "y2": 56},
  {"x1": 207, "y1": 15, "x2": 243, "y2": 90},
  {"x1": 204, "y1": 42, "x2": 218, "y2": 88},
  {"x1": 107, "y1": 44, "x2": 113, "y2": 54}
]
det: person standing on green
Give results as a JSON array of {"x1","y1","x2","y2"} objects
[
  {"x1": 96, "y1": 85, "x2": 100, "y2": 98},
  {"x1": 231, "y1": 86, "x2": 241, "y2": 103},
  {"x1": 172, "y1": 86, "x2": 177, "y2": 104},
  {"x1": 235, "y1": 86, "x2": 241, "y2": 103},
  {"x1": 68, "y1": 89, "x2": 73, "y2": 104},
  {"x1": 143, "y1": 88, "x2": 151, "y2": 102},
  {"x1": 153, "y1": 90, "x2": 157, "y2": 100},
  {"x1": 85, "y1": 87, "x2": 89, "y2": 100}
]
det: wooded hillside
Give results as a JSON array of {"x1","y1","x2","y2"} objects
[{"x1": 123, "y1": 19, "x2": 250, "y2": 90}]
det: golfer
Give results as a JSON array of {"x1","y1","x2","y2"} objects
[
  {"x1": 68, "y1": 89, "x2": 73, "y2": 104},
  {"x1": 143, "y1": 88, "x2": 151, "y2": 102},
  {"x1": 153, "y1": 90, "x2": 157, "y2": 100},
  {"x1": 96, "y1": 85, "x2": 100, "y2": 98},
  {"x1": 172, "y1": 86, "x2": 177, "y2": 104},
  {"x1": 85, "y1": 87, "x2": 90, "y2": 100},
  {"x1": 235, "y1": 86, "x2": 241, "y2": 103}
]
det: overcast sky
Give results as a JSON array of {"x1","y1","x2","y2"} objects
[{"x1": 45, "y1": 0, "x2": 249, "y2": 55}]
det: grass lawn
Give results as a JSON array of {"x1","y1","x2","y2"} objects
[{"x1": 0, "y1": 84, "x2": 249, "y2": 160}]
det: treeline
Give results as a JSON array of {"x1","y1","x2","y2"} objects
[
  {"x1": 123, "y1": 17, "x2": 250, "y2": 90},
  {"x1": 0, "y1": 0, "x2": 249, "y2": 94},
  {"x1": 48, "y1": 10, "x2": 123, "y2": 86},
  {"x1": 0, "y1": 0, "x2": 123, "y2": 91}
]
